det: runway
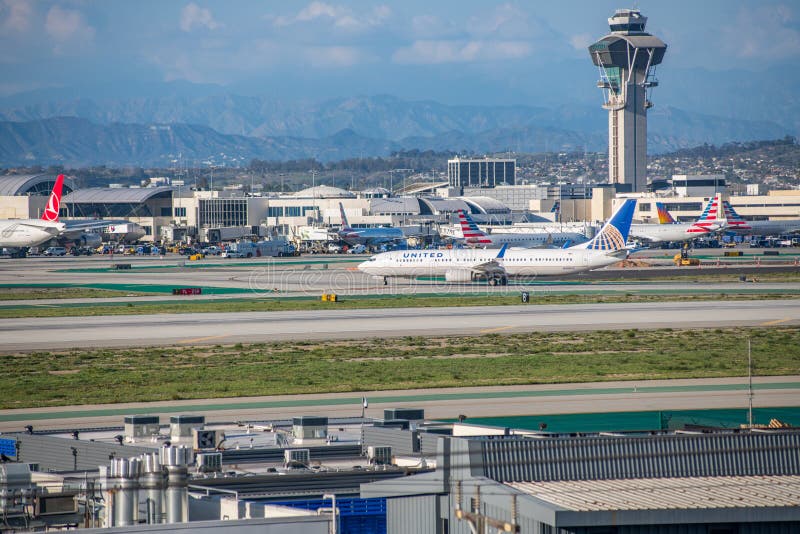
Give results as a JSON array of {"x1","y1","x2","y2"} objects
[
  {"x1": 1, "y1": 299, "x2": 798, "y2": 351},
  {"x1": 1, "y1": 376, "x2": 797, "y2": 432}
]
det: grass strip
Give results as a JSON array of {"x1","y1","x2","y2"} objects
[
  {"x1": 0, "y1": 291, "x2": 798, "y2": 318},
  {"x1": 2, "y1": 326, "x2": 799, "y2": 409}
]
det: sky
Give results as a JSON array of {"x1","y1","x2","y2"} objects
[{"x1": 0, "y1": 0, "x2": 799, "y2": 105}]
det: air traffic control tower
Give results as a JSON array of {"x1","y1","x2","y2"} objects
[{"x1": 589, "y1": 9, "x2": 666, "y2": 192}]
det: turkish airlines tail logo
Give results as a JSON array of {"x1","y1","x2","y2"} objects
[{"x1": 41, "y1": 174, "x2": 64, "y2": 222}]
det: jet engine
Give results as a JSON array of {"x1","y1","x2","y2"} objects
[
  {"x1": 445, "y1": 269, "x2": 474, "y2": 283},
  {"x1": 76, "y1": 233, "x2": 102, "y2": 248}
]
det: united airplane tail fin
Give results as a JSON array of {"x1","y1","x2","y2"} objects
[
  {"x1": 687, "y1": 193, "x2": 722, "y2": 234},
  {"x1": 655, "y1": 202, "x2": 677, "y2": 224},
  {"x1": 576, "y1": 199, "x2": 636, "y2": 252},
  {"x1": 457, "y1": 209, "x2": 491, "y2": 246},
  {"x1": 41, "y1": 174, "x2": 64, "y2": 222},
  {"x1": 338, "y1": 202, "x2": 353, "y2": 231}
]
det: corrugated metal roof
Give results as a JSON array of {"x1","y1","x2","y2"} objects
[
  {"x1": 476, "y1": 431, "x2": 800, "y2": 482},
  {"x1": 507, "y1": 475, "x2": 800, "y2": 511},
  {"x1": 0, "y1": 174, "x2": 75, "y2": 196},
  {"x1": 292, "y1": 185, "x2": 355, "y2": 199},
  {"x1": 419, "y1": 198, "x2": 469, "y2": 214},
  {"x1": 369, "y1": 197, "x2": 421, "y2": 215},
  {"x1": 460, "y1": 196, "x2": 511, "y2": 213},
  {"x1": 63, "y1": 186, "x2": 174, "y2": 204}
]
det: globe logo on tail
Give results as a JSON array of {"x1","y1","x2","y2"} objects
[{"x1": 587, "y1": 224, "x2": 626, "y2": 251}]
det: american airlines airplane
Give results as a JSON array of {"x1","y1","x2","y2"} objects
[
  {"x1": 628, "y1": 194, "x2": 724, "y2": 242},
  {"x1": 0, "y1": 174, "x2": 66, "y2": 257},
  {"x1": 358, "y1": 199, "x2": 637, "y2": 285},
  {"x1": 456, "y1": 209, "x2": 588, "y2": 249},
  {"x1": 719, "y1": 200, "x2": 800, "y2": 236},
  {"x1": 336, "y1": 202, "x2": 404, "y2": 247}
]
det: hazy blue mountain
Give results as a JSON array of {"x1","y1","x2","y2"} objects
[
  {"x1": 0, "y1": 103, "x2": 790, "y2": 167},
  {"x1": 0, "y1": 117, "x2": 398, "y2": 167}
]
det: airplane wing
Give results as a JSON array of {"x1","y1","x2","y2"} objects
[
  {"x1": 59, "y1": 219, "x2": 131, "y2": 239},
  {"x1": 469, "y1": 244, "x2": 507, "y2": 275},
  {"x1": 469, "y1": 259, "x2": 506, "y2": 275}
]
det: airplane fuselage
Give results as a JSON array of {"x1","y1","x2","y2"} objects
[
  {"x1": 358, "y1": 247, "x2": 624, "y2": 279},
  {"x1": 339, "y1": 228, "x2": 404, "y2": 246},
  {"x1": 462, "y1": 231, "x2": 588, "y2": 249},
  {"x1": 629, "y1": 223, "x2": 715, "y2": 242},
  {"x1": 0, "y1": 220, "x2": 65, "y2": 248},
  {"x1": 724, "y1": 220, "x2": 800, "y2": 236}
]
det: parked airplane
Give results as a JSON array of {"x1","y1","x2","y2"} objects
[
  {"x1": 0, "y1": 174, "x2": 66, "y2": 257},
  {"x1": 719, "y1": 201, "x2": 800, "y2": 236},
  {"x1": 456, "y1": 209, "x2": 588, "y2": 249},
  {"x1": 628, "y1": 194, "x2": 724, "y2": 242},
  {"x1": 336, "y1": 202, "x2": 404, "y2": 246},
  {"x1": 358, "y1": 199, "x2": 637, "y2": 285}
]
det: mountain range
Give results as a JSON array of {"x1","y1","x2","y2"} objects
[{"x1": 0, "y1": 94, "x2": 791, "y2": 167}]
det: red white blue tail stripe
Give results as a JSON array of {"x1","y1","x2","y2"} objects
[
  {"x1": 457, "y1": 210, "x2": 492, "y2": 246},
  {"x1": 687, "y1": 193, "x2": 721, "y2": 234},
  {"x1": 720, "y1": 200, "x2": 751, "y2": 231}
]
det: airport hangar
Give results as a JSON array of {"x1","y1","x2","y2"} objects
[{"x1": 61, "y1": 183, "x2": 514, "y2": 243}]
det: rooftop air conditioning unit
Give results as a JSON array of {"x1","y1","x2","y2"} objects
[
  {"x1": 196, "y1": 452, "x2": 222, "y2": 473},
  {"x1": 367, "y1": 446, "x2": 392, "y2": 465},
  {"x1": 284, "y1": 448, "x2": 310, "y2": 467}
]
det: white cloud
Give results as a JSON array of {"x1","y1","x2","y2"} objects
[
  {"x1": 1, "y1": 0, "x2": 32, "y2": 32},
  {"x1": 720, "y1": 5, "x2": 800, "y2": 60},
  {"x1": 304, "y1": 45, "x2": 365, "y2": 67},
  {"x1": 274, "y1": 2, "x2": 390, "y2": 31},
  {"x1": 569, "y1": 33, "x2": 592, "y2": 51},
  {"x1": 44, "y1": 5, "x2": 95, "y2": 49},
  {"x1": 467, "y1": 3, "x2": 530, "y2": 38},
  {"x1": 180, "y1": 3, "x2": 220, "y2": 32},
  {"x1": 393, "y1": 39, "x2": 531, "y2": 65}
]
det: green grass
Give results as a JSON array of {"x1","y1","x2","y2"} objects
[
  {"x1": 0, "y1": 287, "x2": 157, "y2": 300},
  {"x1": 3, "y1": 327, "x2": 799, "y2": 409},
  {"x1": 1, "y1": 291, "x2": 798, "y2": 318}
]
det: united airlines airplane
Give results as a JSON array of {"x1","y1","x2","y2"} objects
[{"x1": 358, "y1": 199, "x2": 637, "y2": 285}]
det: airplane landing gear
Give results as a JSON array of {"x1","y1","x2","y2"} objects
[
  {"x1": 488, "y1": 275, "x2": 508, "y2": 286},
  {"x1": 383, "y1": 276, "x2": 388, "y2": 286}
]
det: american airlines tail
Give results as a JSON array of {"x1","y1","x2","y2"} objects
[
  {"x1": 457, "y1": 210, "x2": 491, "y2": 246},
  {"x1": 719, "y1": 200, "x2": 752, "y2": 232},
  {"x1": 338, "y1": 202, "x2": 353, "y2": 232},
  {"x1": 41, "y1": 174, "x2": 64, "y2": 222},
  {"x1": 687, "y1": 193, "x2": 723, "y2": 234},
  {"x1": 577, "y1": 199, "x2": 636, "y2": 252},
  {"x1": 655, "y1": 202, "x2": 677, "y2": 224}
]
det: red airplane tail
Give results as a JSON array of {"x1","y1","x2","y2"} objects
[{"x1": 41, "y1": 174, "x2": 64, "y2": 222}]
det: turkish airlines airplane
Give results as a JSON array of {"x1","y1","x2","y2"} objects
[
  {"x1": 0, "y1": 174, "x2": 66, "y2": 257},
  {"x1": 359, "y1": 199, "x2": 637, "y2": 285}
]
